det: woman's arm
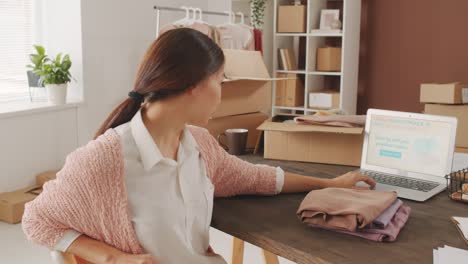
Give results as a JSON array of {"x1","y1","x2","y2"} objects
[
  {"x1": 65, "y1": 235, "x2": 121, "y2": 264},
  {"x1": 66, "y1": 235, "x2": 158, "y2": 264},
  {"x1": 281, "y1": 171, "x2": 376, "y2": 193}
]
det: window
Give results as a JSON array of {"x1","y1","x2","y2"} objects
[{"x1": 0, "y1": 0, "x2": 38, "y2": 103}]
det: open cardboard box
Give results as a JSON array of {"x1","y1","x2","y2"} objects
[
  {"x1": 0, "y1": 185, "x2": 42, "y2": 224},
  {"x1": 257, "y1": 116, "x2": 364, "y2": 166},
  {"x1": 213, "y1": 50, "x2": 273, "y2": 118},
  {"x1": 36, "y1": 170, "x2": 58, "y2": 187},
  {"x1": 205, "y1": 112, "x2": 268, "y2": 150}
]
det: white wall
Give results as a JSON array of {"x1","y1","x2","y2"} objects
[
  {"x1": 0, "y1": 0, "x2": 231, "y2": 192},
  {"x1": 0, "y1": 0, "x2": 83, "y2": 192},
  {"x1": 41, "y1": 0, "x2": 84, "y2": 101}
]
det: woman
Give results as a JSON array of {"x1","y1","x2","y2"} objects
[{"x1": 22, "y1": 28, "x2": 375, "y2": 264}]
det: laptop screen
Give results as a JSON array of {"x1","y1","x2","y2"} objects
[{"x1": 366, "y1": 115, "x2": 452, "y2": 176}]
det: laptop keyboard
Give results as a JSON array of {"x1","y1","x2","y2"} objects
[{"x1": 360, "y1": 170, "x2": 439, "y2": 192}]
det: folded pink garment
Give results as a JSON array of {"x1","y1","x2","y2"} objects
[
  {"x1": 297, "y1": 188, "x2": 397, "y2": 232},
  {"x1": 293, "y1": 115, "x2": 366, "y2": 128},
  {"x1": 371, "y1": 199, "x2": 403, "y2": 228},
  {"x1": 304, "y1": 204, "x2": 411, "y2": 242}
]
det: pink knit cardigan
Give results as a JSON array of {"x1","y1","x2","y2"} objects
[{"x1": 22, "y1": 126, "x2": 277, "y2": 256}]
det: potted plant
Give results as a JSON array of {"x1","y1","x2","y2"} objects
[
  {"x1": 250, "y1": 0, "x2": 268, "y2": 30},
  {"x1": 27, "y1": 45, "x2": 72, "y2": 105}
]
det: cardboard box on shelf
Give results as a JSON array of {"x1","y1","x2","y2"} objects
[
  {"x1": 36, "y1": 170, "x2": 58, "y2": 187},
  {"x1": 456, "y1": 147, "x2": 468, "y2": 154},
  {"x1": 257, "y1": 116, "x2": 364, "y2": 166},
  {"x1": 277, "y1": 5, "x2": 307, "y2": 33},
  {"x1": 0, "y1": 185, "x2": 42, "y2": 224},
  {"x1": 276, "y1": 73, "x2": 304, "y2": 107},
  {"x1": 213, "y1": 50, "x2": 272, "y2": 118},
  {"x1": 309, "y1": 90, "x2": 340, "y2": 109},
  {"x1": 420, "y1": 82, "x2": 467, "y2": 104},
  {"x1": 424, "y1": 104, "x2": 468, "y2": 148},
  {"x1": 316, "y1": 47, "x2": 342, "y2": 72},
  {"x1": 204, "y1": 112, "x2": 269, "y2": 150}
]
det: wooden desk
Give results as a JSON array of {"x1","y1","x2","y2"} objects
[{"x1": 211, "y1": 154, "x2": 468, "y2": 264}]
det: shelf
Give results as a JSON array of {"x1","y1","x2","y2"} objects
[
  {"x1": 309, "y1": 32, "x2": 343, "y2": 37},
  {"x1": 275, "y1": 33, "x2": 308, "y2": 37},
  {"x1": 276, "y1": 69, "x2": 307, "y2": 74},
  {"x1": 276, "y1": 32, "x2": 343, "y2": 37},
  {"x1": 272, "y1": 0, "x2": 361, "y2": 115},
  {"x1": 273, "y1": 106, "x2": 305, "y2": 111},
  {"x1": 308, "y1": 71, "x2": 342, "y2": 76}
]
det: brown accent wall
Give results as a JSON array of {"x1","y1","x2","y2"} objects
[{"x1": 358, "y1": 0, "x2": 468, "y2": 114}]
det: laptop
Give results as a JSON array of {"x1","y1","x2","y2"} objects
[{"x1": 357, "y1": 109, "x2": 458, "y2": 202}]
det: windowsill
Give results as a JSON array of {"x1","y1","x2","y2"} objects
[{"x1": 0, "y1": 98, "x2": 85, "y2": 119}]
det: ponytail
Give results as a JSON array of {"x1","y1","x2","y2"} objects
[
  {"x1": 93, "y1": 28, "x2": 224, "y2": 140},
  {"x1": 94, "y1": 98, "x2": 141, "y2": 139}
]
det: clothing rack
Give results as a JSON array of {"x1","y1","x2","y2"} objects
[{"x1": 153, "y1": 5, "x2": 249, "y2": 38}]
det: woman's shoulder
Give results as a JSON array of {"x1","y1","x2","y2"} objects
[
  {"x1": 187, "y1": 125, "x2": 215, "y2": 144},
  {"x1": 187, "y1": 125, "x2": 220, "y2": 154},
  {"x1": 65, "y1": 128, "x2": 123, "y2": 171}
]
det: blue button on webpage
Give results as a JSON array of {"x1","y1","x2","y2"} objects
[{"x1": 379, "y1": 149, "x2": 402, "y2": 159}]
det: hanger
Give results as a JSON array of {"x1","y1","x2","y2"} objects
[
  {"x1": 231, "y1": 11, "x2": 236, "y2": 24},
  {"x1": 173, "y1": 6, "x2": 190, "y2": 26},
  {"x1": 237, "y1": 12, "x2": 245, "y2": 25},
  {"x1": 195, "y1": 7, "x2": 209, "y2": 25},
  {"x1": 236, "y1": 11, "x2": 253, "y2": 30},
  {"x1": 188, "y1": 7, "x2": 197, "y2": 25}
]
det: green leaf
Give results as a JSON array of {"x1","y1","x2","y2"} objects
[
  {"x1": 34, "y1": 45, "x2": 45, "y2": 56},
  {"x1": 55, "y1": 53, "x2": 62, "y2": 64}
]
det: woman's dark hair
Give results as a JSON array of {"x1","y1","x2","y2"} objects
[{"x1": 94, "y1": 28, "x2": 225, "y2": 139}]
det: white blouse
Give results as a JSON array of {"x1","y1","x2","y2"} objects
[{"x1": 53, "y1": 110, "x2": 284, "y2": 264}]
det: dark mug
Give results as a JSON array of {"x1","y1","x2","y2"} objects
[{"x1": 217, "y1": 128, "x2": 248, "y2": 155}]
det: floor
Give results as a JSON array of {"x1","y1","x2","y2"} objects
[{"x1": 0, "y1": 221, "x2": 295, "y2": 264}]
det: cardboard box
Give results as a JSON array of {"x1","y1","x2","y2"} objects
[
  {"x1": 424, "y1": 104, "x2": 468, "y2": 148},
  {"x1": 317, "y1": 47, "x2": 342, "y2": 72},
  {"x1": 36, "y1": 170, "x2": 58, "y2": 187},
  {"x1": 277, "y1": 5, "x2": 307, "y2": 33},
  {"x1": 420, "y1": 82, "x2": 467, "y2": 104},
  {"x1": 257, "y1": 117, "x2": 364, "y2": 166},
  {"x1": 214, "y1": 50, "x2": 272, "y2": 118},
  {"x1": 456, "y1": 147, "x2": 468, "y2": 154},
  {"x1": 0, "y1": 185, "x2": 42, "y2": 224},
  {"x1": 309, "y1": 90, "x2": 340, "y2": 109},
  {"x1": 276, "y1": 73, "x2": 304, "y2": 107},
  {"x1": 205, "y1": 112, "x2": 269, "y2": 149}
]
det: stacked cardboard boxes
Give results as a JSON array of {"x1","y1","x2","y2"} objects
[
  {"x1": 421, "y1": 82, "x2": 468, "y2": 153},
  {"x1": 0, "y1": 185, "x2": 42, "y2": 224},
  {"x1": 203, "y1": 50, "x2": 272, "y2": 150},
  {"x1": 0, "y1": 170, "x2": 58, "y2": 224}
]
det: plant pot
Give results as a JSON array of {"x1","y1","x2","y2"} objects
[
  {"x1": 45, "y1": 83, "x2": 67, "y2": 105},
  {"x1": 26, "y1": 71, "x2": 44, "y2": 87}
]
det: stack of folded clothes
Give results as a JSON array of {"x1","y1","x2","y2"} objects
[{"x1": 296, "y1": 188, "x2": 411, "y2": 242}]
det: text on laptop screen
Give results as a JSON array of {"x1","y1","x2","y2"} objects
[{"x1": 367, "y1": 115, "x2": 452, "y2": 176}]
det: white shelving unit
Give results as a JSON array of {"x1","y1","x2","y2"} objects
[{"x1": 272, "y1": 0, "x2": 361, "y2": 116}]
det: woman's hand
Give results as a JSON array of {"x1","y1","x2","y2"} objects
[
  {"x1": 329, "y1": 171, "x2": 376, "y2": 189},
  {"x1": 110, "y1": 253, "x2": 160, "y2": 264}
]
